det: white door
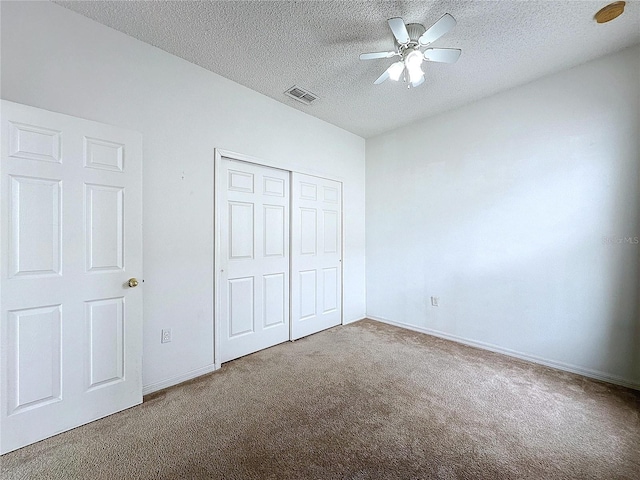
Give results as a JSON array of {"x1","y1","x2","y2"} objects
[
  {"x1": 291, "y1": 173, "x2": 342, "y2": 340},
  {"x1": 217, "y1": 157, "x2": 290, "y2": 363},
  {"x1": 0, "y1": 100, "x2": 143, "y2": 454}
]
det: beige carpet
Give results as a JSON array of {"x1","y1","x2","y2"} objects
[{"x1": 2, "y1": 319, "x2": 639, "y2": 479}]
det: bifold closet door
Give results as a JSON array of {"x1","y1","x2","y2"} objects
[
  {"x1": 0, "y1": 100, "x2": 143, "y2": 454},
  {"x1": 291, "y1": 173, "x2": 342, "y2": 340},
  {"x1": 218, "y1": 158, "x2": 290, "y2": 363}
]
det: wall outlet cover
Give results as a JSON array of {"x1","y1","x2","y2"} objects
[{"x1": 161, "y1": 329, "x2": 172, "y2": 343}]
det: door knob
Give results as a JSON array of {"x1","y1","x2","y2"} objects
[{"x1": 128, "y1": 278, "x2": 139, "y2": 288}]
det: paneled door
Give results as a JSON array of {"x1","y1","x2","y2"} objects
[
  {"x1": 291, "y1": 173, "x2": 342, "y2": 340},
  {"x1": 217, "y1": 157, "x2": 290, "y2": 363},
  {"x1": 0, "y1": 100, "x2": 143, "y2": 454}
]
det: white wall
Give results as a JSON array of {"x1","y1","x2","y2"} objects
[
  {"x1": 1, "y1": 1, "x2": 366, "y2": 391},
  {"x1": 366, "y1": 45, "x2": 640, "y2": 388}
]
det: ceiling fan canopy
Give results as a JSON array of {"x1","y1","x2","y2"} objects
[{"x1": 360, "y1": 13, "x2": 461, "y2": 88}]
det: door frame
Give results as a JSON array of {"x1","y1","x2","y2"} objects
[{"x1": 213, "y1": 148, "x2": 344, "y2": 369}]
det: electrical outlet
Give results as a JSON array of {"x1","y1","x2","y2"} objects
[
  {"x1": 431, "y1": 296, "x2": 439, "y2": 307},
  {"x1": 161, "y1": 329, "x2": 172, "y2": 343}
]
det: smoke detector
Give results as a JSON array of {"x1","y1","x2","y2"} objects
[{"x1": 594, "y1": 2, "x2": 626, "y2": 23}]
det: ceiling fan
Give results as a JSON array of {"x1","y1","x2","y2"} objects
[{"x1": 360, "y1": 13, "x2": 461, "y2": 88}]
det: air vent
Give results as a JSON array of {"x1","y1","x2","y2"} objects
[{"x1": 284, "y1": 85, "x2": 318, "y2": 105}]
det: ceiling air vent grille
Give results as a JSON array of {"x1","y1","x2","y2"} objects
[{"x1": 284, "y1": 85, "x2": 318, "y2": 105}]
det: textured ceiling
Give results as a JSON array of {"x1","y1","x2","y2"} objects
[{"x1": 56, "y1": 1, "x2": 640, "y2": 138}]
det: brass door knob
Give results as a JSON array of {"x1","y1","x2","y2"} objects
[{"x1": 128, "y1": 278, "x2": 139, "y2": 288}]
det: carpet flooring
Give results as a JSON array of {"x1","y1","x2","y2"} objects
[{"x1": 2, "y1": 319, "x2": 639, "y2": 479}]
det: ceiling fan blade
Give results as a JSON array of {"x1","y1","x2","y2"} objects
[
  {"x1": 388, "y1": 17, "x2": 410, "y2": 44},
  {"x1": 374, "y1": 61, "x2": 405, "y2": 85},
  {"x1": 373, "y1": 69, "x2": 391, "y2": 85},
  {"x1": 418, "y1": 13, "x2": 456, "y2": 46},
  {"x1": 423, "y1": 48, "x2": 461, "y2": 64},
  {"x1": 359, "y1": 51, "x2": 398, "y2": 60}
]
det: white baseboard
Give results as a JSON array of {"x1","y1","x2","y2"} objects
[
  {"x1": 367, "y1": 315, "x2": 640, "y2": 391},
  {"x1": 142, "y1": 364, "x2": 218, "y2": 396},
  {"x1": 142, "y1": 318, "x2": 369, "y2": 396},
  {"x1": 343, "y1": 316, "x2": 367, "y2": 325}
]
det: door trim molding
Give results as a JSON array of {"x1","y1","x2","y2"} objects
[
  {"x1": 213, "y1": 149, "x2": 345, "y2": 367},
  {"x1": 215, "y1": 149, "x2": 345, "y2": 183}
]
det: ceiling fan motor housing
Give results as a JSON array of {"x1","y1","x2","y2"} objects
[
  {"x1": 397, "y1": 23, "x2": 426, "y2": 60},
  {"x1": 405, "y1": 23, "x2": 426, "y2": 44}
]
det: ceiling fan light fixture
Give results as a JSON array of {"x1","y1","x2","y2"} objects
[
  {"x1": 408, "y1": 67, "x2": 424, "y2": 85},
  {"x1": 405, "y1": 50, "x2": 424, "y2": 69},
  {"x1": 388, "y1": 62, "x2": 405, "y2": 81},
  {"x1": 404, "y1": 50, "x2": 424, "y2": 85},
  {"x1": 411, "y1": 75, "x2": 426, "y2": 88}
]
